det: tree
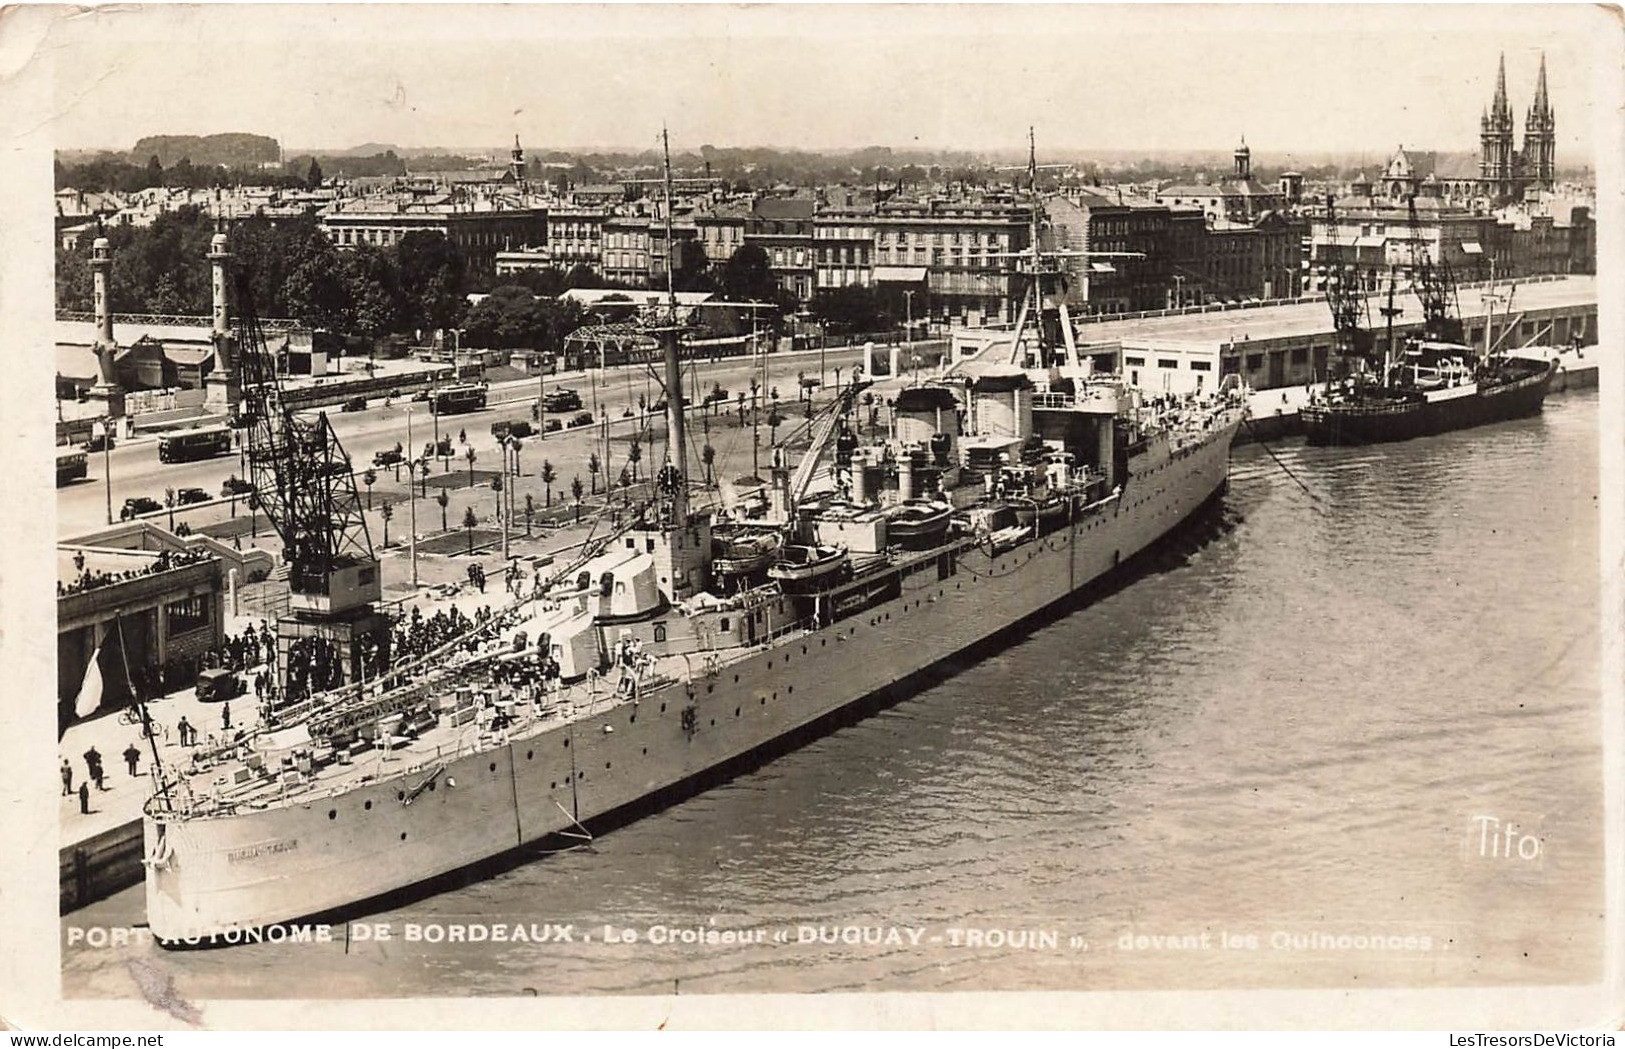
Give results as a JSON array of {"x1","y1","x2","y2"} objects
[
  {"x1": 570, "y1": 476, "x2": 585, "y2": 523},
  {"x1": 768, "y1": 409, "x2": 784, "y2": 446},
  {"x1": 540, "y1": 459, "x2": 556, "y2": 507},
  {"x1": 339, "y1": 245, "x2": 406, "y2": 339},
  {"x1": 587, "y1": 452, "x2": 600, "y2": 494},
  {"x1": 671, "y1": 239, "x2": 713, "y2": 293},
  {"x1": 523, "y1": 494, "x2": 535, "y2": 537},
  {"x1": 362, "y1": 468, "x2": 377, "y2": 510},
  {"x1": 436, "y1": 489, "x2": 450, "y2": 532},
  {"x1": 396, "y1": 230, "x2": 468, "y2": 334},
  {"x1": 701, "y1": 443, "x2": 716, "y2": 487},
  {"x1": 305, "y1": 157, "x2": 324, "y2": 189},
  {"x1": 810, "y1": 285, "x2": 892, "y2": 335},
  {"x1": 627, "y1": 435, "x2": 643, "y2": 481},
  {"x1": 464, "y1": 445, "x2": 477, "y2": 488},
  {"x1": 462, "y1": 506, "x2": 478, "y2": 556},
  {"x1": 563, "y1": 263, "x2": 602, "y2": 290},
  {"x1": 164, "y1": 487, "x2": 175, "y2": 531},
  {"x1": 717, "y1": 244, "x2": 778, "y2": 305},
  {"x1": 379, "y1": 502, "x2": 394, "y2": 547}
]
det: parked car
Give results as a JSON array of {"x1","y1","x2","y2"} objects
[
  {"x1": 568, "y1": 412, "x2": 594, "y2": 429},
  {"x1": 704, "y1": 386, "x2": 731, "y2": 404},
  {"x1": 340, "y1": 397, "x2": 368, "y2": 412},
  {"x1": 195, "y1": 668, "x2": 245, "y2": 703},
  {"x1": 543, "y1": 388, "x2": 582, "y2": 412},
  {"x1": 543, "y1": 419, "x2": 563, "y2": 433},
  {"x1": 411, "y1": 389, "x2": 431, "y2": 402},
  {"x1": 83, "y1": 432, "x2": 115, "y2": 452},
  {"x1": 220, "y1": 476, "x2": 255, "y2": 497},
  {"x1": 651, "y1": 395, "x2": 690, "y2": 412},
  {"x1": 177, "y1": 487, "x2": 210, "y2": 505},
  {"x1": 121, "y1": 496, "x2": 162, "y2": 519},
  {"x1": 373, "y1": 447, "x2": 405, "y2": 468},
  {"x1": 491, "y1": 419, "x2": 534, "y2": 440}
]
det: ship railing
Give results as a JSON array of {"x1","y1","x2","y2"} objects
[{"x1": 745, "y1": 616, "x2": 820, "y2": 652}]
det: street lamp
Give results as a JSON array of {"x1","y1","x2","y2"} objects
[
  {"x1": 95, "y1": 420, "x2": 111, "y2": 525},
  {"x1": 903, "y1": 289, "x2": 916, "y2": 371},
  {"x1": 406, "y1": 406, "x2": 418, "y2": 588}
]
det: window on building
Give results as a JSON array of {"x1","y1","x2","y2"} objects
[
  {"x1": 1157, "y1": 359, "x2": 1179, "y2": 370},
  {"x1": 1124, "y1": 355, "x2": 1146, "y2": 367},
  {"x1": 1189, "y1": 360, "x2": 1212, "y2": 372},
  {"x1": 1246, "y1": 354, "x2": 1264, "y2": 370},
  {"x1": 166, "y1": 594, "x2": 211, "y2": 636}
]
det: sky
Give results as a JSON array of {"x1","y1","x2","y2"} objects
[{"x1": 25, "y1": 4, "x2": 1617, "y2": 163}]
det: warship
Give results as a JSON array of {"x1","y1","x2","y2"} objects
[{"x1": 141, "y1": 135, "x2": 1247, "y2": 944}]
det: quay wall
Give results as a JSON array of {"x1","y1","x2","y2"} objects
[{"x1": 61, "y1": 819, "x2": 143, "y2": 913}]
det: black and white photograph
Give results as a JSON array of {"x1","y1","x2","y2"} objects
[{"x1": 2, "y1": 2, "x2": 1620, "y2": 1031}]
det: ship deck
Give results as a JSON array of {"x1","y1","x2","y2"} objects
[{"x1": 147, "y1": 392, "x2": 1247, "y2": 824}]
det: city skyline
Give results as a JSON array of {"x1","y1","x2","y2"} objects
[{"x1": 33, "y1": 5, "x2": 1610, "y2": 163}]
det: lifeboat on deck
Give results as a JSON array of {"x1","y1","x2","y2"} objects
[
  {"x1": 885, "y1": 500, "x2": 954, "y2": 550},
  {"x1": 1013, "y1": 492, "x2": 1069, "y2": 532},
  {"x1": 711, "y1": 528, "x2": 783, "y2": 578},
  {"x1": 767, "y1": 544, "x2": 850, "y2": 592}
]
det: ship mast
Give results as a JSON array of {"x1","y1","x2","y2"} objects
[
  {"x1": 1378, "y1": 267, "x2": 1402, "y2": 386},
  {"x1": 658, "y1": 126, "x2": 688, "y2": 527}
]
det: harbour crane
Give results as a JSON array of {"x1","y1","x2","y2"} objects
[
  {"x1": 1405, "y1": 194, "x2": 1464, "y2": 344},
  {"x1": 1320, "y1": 194, "x2": 1375, "y2": 373},
  {"x1": 232, "y1": 272, "x2": 390, "y2": 710}
]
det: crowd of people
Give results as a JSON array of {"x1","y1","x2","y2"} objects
[
  {"x1": 57, "y1": 547, "x2": 211, "y2": 597},
  {"x1": 391, "y1": 603, "x2": 477, "y2": 664},
  {"x1": 200, "y1": 623, "x2": 274, "y2": 676},
  {"x1": 281, "y1": 635, "x2": 349, "y2": 704}
]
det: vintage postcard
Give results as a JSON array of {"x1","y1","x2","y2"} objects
[{"x1": 0, "y1": 2, "x2": 1620, "y2": 1031}]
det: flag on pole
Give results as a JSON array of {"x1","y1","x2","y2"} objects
[{"x1": 74, "y1": 642, "x2": 104, "y2": 719}]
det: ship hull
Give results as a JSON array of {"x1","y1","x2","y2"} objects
[
  {"x1": 144, "y1": 417, "x2": 1242, "y2": 943},
  {"x1": 1301, "y1": 361, "x2": 1555, "y2": 446}
]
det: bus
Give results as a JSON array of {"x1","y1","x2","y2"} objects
[
  {"x1": 429, "y1": 382, "x2": 489, "y2": 415},
  {"x1": 158, "y1": 426, "x2": 233, "y2": 464},
  {"x1": 56, "y1": 450, "x2": 88, "y2": 486}
]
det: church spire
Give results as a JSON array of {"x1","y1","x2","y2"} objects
[
  {"x1": 1531, "y1": 52, "x2": 1550, "y2": 116},
  {"x1": 1492, "y1": 52, "x2": 1511, "y2": 118}
]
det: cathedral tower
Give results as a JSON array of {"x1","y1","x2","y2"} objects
[
  {"x1": 1523, "y1": 52, "x2": 1555, "y2": 191},
  {"x1": 1479, "y1": 52, "x2": 1517, "y2": 201}
]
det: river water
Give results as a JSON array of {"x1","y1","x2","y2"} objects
[{"x1": 62, "y1": 392, "x2": 1604, "y2": 999}]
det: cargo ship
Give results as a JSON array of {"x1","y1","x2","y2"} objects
[
  {"x1": 1302, "y1": 198, "x2": 1556, "y2": 446},
  {"x1": 140, "y1": 139, "x2": 1247, "y2": 944}
]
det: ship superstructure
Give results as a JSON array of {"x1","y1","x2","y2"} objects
[{"x1": 143, "y1": 134, "x2": 1246, "y2": 943}]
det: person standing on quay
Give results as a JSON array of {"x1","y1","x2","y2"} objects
[
  {"x1": 123, "y1": 742, "x2": 141, "y2": 777},
  {"x1": 78, "y1": 781, "x2": 90, "y2": 815},
  {"x1": 221, "y1": 701, "x2": 232, "y2": 732},
  {"x1": 83, "y1": 747, "x2": 105, "y2": 790},
  {"x1": 61, "y1": 759, "x2": 74, "y2": 796}
]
